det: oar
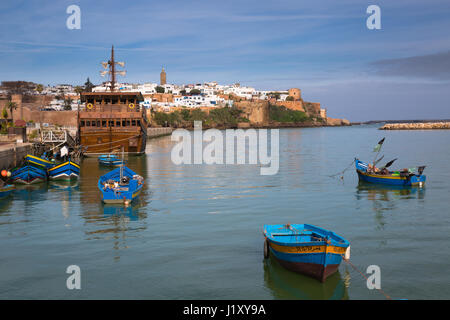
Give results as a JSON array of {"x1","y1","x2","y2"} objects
[{"x1": 381, "y1": 158, "x2": 397, "y2": 170}]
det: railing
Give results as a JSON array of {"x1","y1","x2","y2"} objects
[{"x1": 83, "y1": 104, "x2": 141, "y2": 113}]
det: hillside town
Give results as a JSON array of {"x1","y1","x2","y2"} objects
[{"x1": 0, "y1": 67, "x2": 350, "y2": 143}]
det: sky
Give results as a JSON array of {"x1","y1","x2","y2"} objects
[{"x1": 0, "y1": 0, "x2": 449, "y2": 121}]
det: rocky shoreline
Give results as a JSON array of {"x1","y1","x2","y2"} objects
[{"x1": 380, "y1": 122, "x2": 450, "y2": 130}]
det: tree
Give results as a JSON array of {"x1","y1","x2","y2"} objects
[
  {"x1": 190, "y1": 89, "x2": 201, "y2": 95},
  {"x1": 84, "y1": 78, "x2": 94, "y2": 92},
  {"x1": 74, "y1": 86, "x2": 84, "y2": 95},
  {"x1": 64, "y1": 98, "x2": 73, "y2": 110},
  {"x1": 286, "y1": 96, "x2": 294, "y2": 101},
  {"x1": 155, "y1": 86, "x2": 165, "y2": 93},
  {"x1": 5, "y1": 100, "x2": 17, "y2": 124},
  {"x1": 180, "y1": 89, "x2": 187, "y2": 95},
  {"x1": 35, "y1": 84, "x2": 44, "y2": 94},
  {"x1": 2, "y1": 108, "x2": 8, "y2": 119}
]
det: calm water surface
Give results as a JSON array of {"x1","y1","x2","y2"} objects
[{"x1": 1, "y1": 125, "x2": 449, "y2": 299}]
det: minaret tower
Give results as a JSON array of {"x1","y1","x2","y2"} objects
[{"x1": 160, "y1": 67, "x2": 167, "y2": 86}]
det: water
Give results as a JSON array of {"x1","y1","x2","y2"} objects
[{"x1": 1, "y1": 125, "x2": 449, "y2": 300}]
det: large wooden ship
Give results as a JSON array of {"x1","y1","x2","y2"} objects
[{"x1": 78, "y1": 46, "x2": 148, "y2": 155}]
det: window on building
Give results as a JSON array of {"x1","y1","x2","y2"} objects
[
  {"x1": 86, "y1": 121, "x2": 91, "y2": 127},
  {"x1": 102, "y1": 120, "x2": 107, "y2": 127},
  {"x1": 116, "y1": 120, "x2": 121, "y2": 127},
  {"x1": 132, "y1": 120, "x2": 136, "y2": 126},
  {"x1": 80, "y1": 121, "x2": 85, "y2": 127}
]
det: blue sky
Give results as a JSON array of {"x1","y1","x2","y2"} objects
[{"x1": 1, "y1": 0, "x2": 449, "y2": 121}]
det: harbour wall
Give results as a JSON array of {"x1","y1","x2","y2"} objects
[
  {"x1": 0, "y1": 143, "x2": 33, "y2": 170},
  {"x1": 147, "y1": 127, "x2": 173, "y2": 139},
  {"x1": 380, "y1": 122, "x2": 450, "y2": 130}
]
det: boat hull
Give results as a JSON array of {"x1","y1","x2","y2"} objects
[
  {"x1": 98, "y1": 155, "x2": 126, "y2": 166},
  {"x1": 24, "y1": 154, "x2": 55, "y2": 169},
  {"x1": 0, "y1": 184, "x2": 15, "y2": 197},
  {"x1": 100, "y1": 187, "x2": 142, "y2": 204},
  {"x1": 268, "y1": 241, "x2": 346, "y2": 282},
  {"x1": 80, "y1": 130, "x2": 147, "y2": 156},
  {"x1": 48, "y1": 160, "x2": 80, "y2": 181},
  {"x1": 10, "y1": 165, "x2": 47, "y2": 185},
  {"x1": 97, "y1": 166, "x2": 144, "y2": 203},
  {"x1": 264, "y1": 224, "x2": 349, "y2": 283},
  {"x1": 355, "y1": 159, "x2": 426, "y2": 186}
]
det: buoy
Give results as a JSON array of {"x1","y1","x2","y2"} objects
[
  {"x1": 264, "y1": 239, "x2": 269, "y2": 259},
  {"x1": 7, "y1": 171, "x2": 11, "y2": 177},
  {"x1": 1, "y1": 170, "x2": 7, "y2": 177},
  {"x1": 128, "y1": 103, "x2": 135, "y2": 109},
  {"x1": 86, "y1": 103, "x2": 93, "y2": 109},
  {"x1": 344, "y1": 245, "x2": 351, "y2": 260}
]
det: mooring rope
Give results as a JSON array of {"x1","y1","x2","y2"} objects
[
  {"x1": 328, "y1": 160, "x2": 354, "y2": 179},
  {"x1": 342, "y1": 258, "x2": 392, "y2": 300},
  {"x1": 83, "y1": 134, "x2": 141, "y2": 149}
]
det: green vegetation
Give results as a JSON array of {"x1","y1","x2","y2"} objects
[
  {"x1": 155, "y1": 86, "x2": 165, "y2": 93},
  {"x1": 269, "y1": 104, "x2": 309, "y2": 123},
  {"x1": 152, "y1": 107, "x2": 248, "y2": 127},
  {"x1": 29, "y1": 129, "x2": 39, "y2": 140},
  {"x1": 2, "y1": 108, "x2": 8, "y2": 119},
  {"x1": 285, "y1": 96, "x2": 294, "y2": 101},
  {"x1": 189, "y1": 89, "x2": 201, "y2": 95}
]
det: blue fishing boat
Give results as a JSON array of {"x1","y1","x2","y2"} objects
[
  {"x1": 0, "y1": 184, "x2": 15, "y2": 198},
  {"x1": 10, "y1": 165, "x2": 48, "y2": 184},
  {"x1": 355, "y1": 159, "x2": 426, "y2": 187},
  {"x1": 24, "y1": 154, "x2": 55, "y2": 169},
  {"x1": 263, "y1": 224, "x2": 350, "y2": 282},
  {"x1": 98, "y1": 166, "x2": 144, "y2": 204},
  {"x1": 48, "y1": 159, "x2": 80, "y2": 181},
  {"x1": 98, "y1": 154, "x2": 126, "y2": 166}
]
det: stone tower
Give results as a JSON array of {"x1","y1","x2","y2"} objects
[
  {"x1": 160, "y1": 67, "x2": 166, "y2": 86},
  {"x1": 288, "y1": 88, "x2": 301, "y2": 101}
]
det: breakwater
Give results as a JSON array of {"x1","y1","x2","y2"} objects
[{"x1": 380, "y1": 122, "x2": 450, "y2": 130}]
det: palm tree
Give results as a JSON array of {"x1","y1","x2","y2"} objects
[{"x1": 6, "y1": 100, "x2": 17, "y2": 125}]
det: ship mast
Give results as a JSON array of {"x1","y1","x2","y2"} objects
[
  {"x1": 110, "y1": 46, "x2": 116, "y2": 92},
  {"x1": 100, "y1": 45, "x2": 126, "y2": 92}
]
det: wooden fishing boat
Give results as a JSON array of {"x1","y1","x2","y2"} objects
[
  {"x1": 355, "y1": 159, "x2": 426, "y2": 187},
  {"x1": 24, "y1": 154, "x2": 55, "y2": 169},
  {"x1": 97, "y1": 166, "x2": 144, "y2": 204},
  {"x1": 48, "y1": 158, "x2": 80, "y2": 181},
  {"x1": 263, "y1": 224, "x2": 350, "y2": 283},
  {"x1": 98, "y1": 154, "x2": 126, "y2": 166},
  {"x1": 0, "y1": 184, "x2": 15, "y2": 198},
  {"x1": 10, "y1": 165, "x2": 47, "y2": 184}
]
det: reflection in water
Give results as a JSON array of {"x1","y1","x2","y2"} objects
[
  {"x1": 355, "y1": 182, "x2": 426, "y2": 229},
  {"x1": 78, "y1": 155, "x2": 150, "y2": 261},
  {"x1": 263, "y1": 256, "x2": 349, "y2": 300}
]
